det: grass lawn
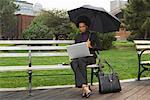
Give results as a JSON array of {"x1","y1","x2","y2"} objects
[{"x1": 0, "y1": 41, "x2": 149, "y2": 88}]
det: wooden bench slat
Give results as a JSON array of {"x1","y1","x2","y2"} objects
[
  {"x1": 31, "y1": 53, "x2": 68, "y2": 57},
  {"x1": 0, "y1": 46, "x2": 67, "y2": 50},
  {"x1": 0, "y1": 66, "x2": 28, "y2": 72},
  {"x1": 0, "y1": 53, "x2": 68, "y2": 57},
  {"x1": 134, "y1": 40, "x2": 150, "y2": 44},
  {"x1": 137, "y1": 50, "x2": 150, "y2": 55},
  {"x1": 0, "y1": 53, "x2": 29, "y2": 57},
  {"x1": 142, "y1": 50, "x2": 150, "y2": 54},
  {"x1": 0, "y1": 40, "x2": 75, "y2": 44},
  {"x1": 0, "y1": 64, "x2": 98, "y2": 72},
  {"x1": 136, "y1": 45, "x2": 150, "y2": 50},
  {"x1": 141, "y1": 61, "x2": 150, "y2": 65}
]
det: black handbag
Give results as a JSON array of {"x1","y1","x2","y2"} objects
[{"x1": 98, "y1": 60, "x2": 121, "y2": 94}]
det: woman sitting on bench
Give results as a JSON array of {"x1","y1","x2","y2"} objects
[{"x1": 70, "y1": 19, "x2": 100, "y2": 98}]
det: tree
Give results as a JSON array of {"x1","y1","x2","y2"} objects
[
  {"x1": 22, "y1": 21, "x2": 51, "y2": 40},
  {"x1": 142, "y1": 17, "x2": 150, "y2": 39},
  {"x1": 23, "y1": 9, "x2": 74, "y2": 40},
  {"x1": 123, "y1": 0, "x2": 150, "y2": 39},
  {"x1": 0, "y1": 0, "x2": 18, "y2": 39}
]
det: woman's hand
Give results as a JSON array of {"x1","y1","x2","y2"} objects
[{"x1": 86, "y1": 39, "x2": 92, "y2": 48}]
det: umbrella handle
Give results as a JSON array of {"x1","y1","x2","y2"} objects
[{"x1": 89, "y1": 32, "x2": 91, "y2": 40}]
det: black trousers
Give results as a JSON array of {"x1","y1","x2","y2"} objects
[{"x1": 70, "y1": 56, "x2": 96, "y2": 88}]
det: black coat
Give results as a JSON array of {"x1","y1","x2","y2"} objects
[{"x1": 74, "y1": 31, "x2": 100, "y2": 58}]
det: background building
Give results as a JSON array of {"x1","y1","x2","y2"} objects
[
  {"x1": 15, "y1": 0, "x2": 42, "y2": 16},
  {"x1": 110, "y1": 0, "x2": 130, "y2": 41},
  {"x1": 0, "y1": 0, "x2": 43, "y2": 39},
  {"x1": 14, "y1": 0, "x2": 42, "y2": 39},
  {"x1": 110, "y1": 0, "x2": 127, "y2": 19}
]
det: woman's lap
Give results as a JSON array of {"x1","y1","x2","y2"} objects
[{"x1": 77, "y1": 56, "x2": 96, "y2": 65}]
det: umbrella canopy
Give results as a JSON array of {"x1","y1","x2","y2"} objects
[{"x1": 68, "y1": 5, "x2": 121, "y2": 33}]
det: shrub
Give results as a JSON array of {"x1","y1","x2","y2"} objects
[
  {"x1": 22, "y1": 22, "x2": 53, "y2": 40},
  {"x1": 127, "y1": 32, "x2": 150, "y2": 42},
  {"x1": 97, "y1": 32, "x2": 115, "y2": 50}
]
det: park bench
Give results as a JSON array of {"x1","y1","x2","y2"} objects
[
  {"x1": 134, "y1": 40, "x2": 150, "y2": 80},
  {"x1": 0, "y1": 40, "x2": 101, "y2": 95}
]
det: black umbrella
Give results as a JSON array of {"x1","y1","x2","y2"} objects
[{"x1": 68, "y1": 5, "x2": 121, "y2": 33}]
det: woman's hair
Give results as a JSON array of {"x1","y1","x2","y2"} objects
[{"x1": 76, "y1": 16, "x2": 91, "y2": 28}]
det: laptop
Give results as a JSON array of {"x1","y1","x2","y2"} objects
[{"x1": 67, "y1": 42, "x2": 93, "y2": 59}]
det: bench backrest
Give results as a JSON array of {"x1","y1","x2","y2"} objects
[{"x1": 0, "y1": 40, "x2": 75, "y2": 58}]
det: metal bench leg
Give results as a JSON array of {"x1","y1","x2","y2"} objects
[
  {"x1": 28, "y1": 70, "x2": 32, "y2": 96},
  {"x1": 138, "y1": 65, "x2": 141, "y2": 81},
  {"x1": 137, "y1": 54, "x2": 141, "y2": 81},
  {"x1": 91, "y1": 68, "x2": 94, "y2": 85},
  {"x1": 28, "y1": 50, "x2": 32, "y2": 95},
  {"x1": 139, "y1": 65, "x2": 149, "y2": 80}
]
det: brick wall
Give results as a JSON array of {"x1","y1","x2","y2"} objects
[
  {"x1": 16, "y1": 14, "x2": 35, "y2": 39},
  {"x1": 115, "y1": 28, "x2": 131, "y2": 41}
]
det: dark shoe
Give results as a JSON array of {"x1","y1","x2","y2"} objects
[
  {"x1": 86, "y1": 91, "x2": 92, "y2": 98},
  {"x1": 82, "y1": 93, "x2": 86, "y2": 98}
]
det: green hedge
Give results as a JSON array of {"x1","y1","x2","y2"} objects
[{"x1": 97, "y1": 32, "x2": 116, "y2": 50}]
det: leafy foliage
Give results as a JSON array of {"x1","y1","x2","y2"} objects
[
  {"x1": 0, "y1": 0, "x2": 18, "y2": 39},
  {"x1": 97, "y1": 32, "x2": 116, "y2": 50},
  {"x1": 22, "y1": 21, "x2": 51, "y2": 40},
  {"x1": 23, "y1": 9, "x2": 73, "y2": 40},
  {"x1": 123, "y1": 0, "x2": 150, "y2": 39}
]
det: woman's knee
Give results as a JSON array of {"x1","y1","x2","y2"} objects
[
  {"x1": 70, "y1": 59, "x2": 78, "y2": 69},
  {"x1": 78, "y1": 57, "x2": 87, "y2": 66},
  {"x1": 71, "y1": 59, "x2": 77, "y2": 65}
]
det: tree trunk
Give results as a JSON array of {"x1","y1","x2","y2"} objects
[
  {"x1": 144, "y1": 31, "x2": 148, "y2": 40},
  {"x1": 0, "y1": 26, "x2": 1, "y2": 39},
  {"x1": 55, "y1": 34, "x2": 59, "y2": 46}
]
